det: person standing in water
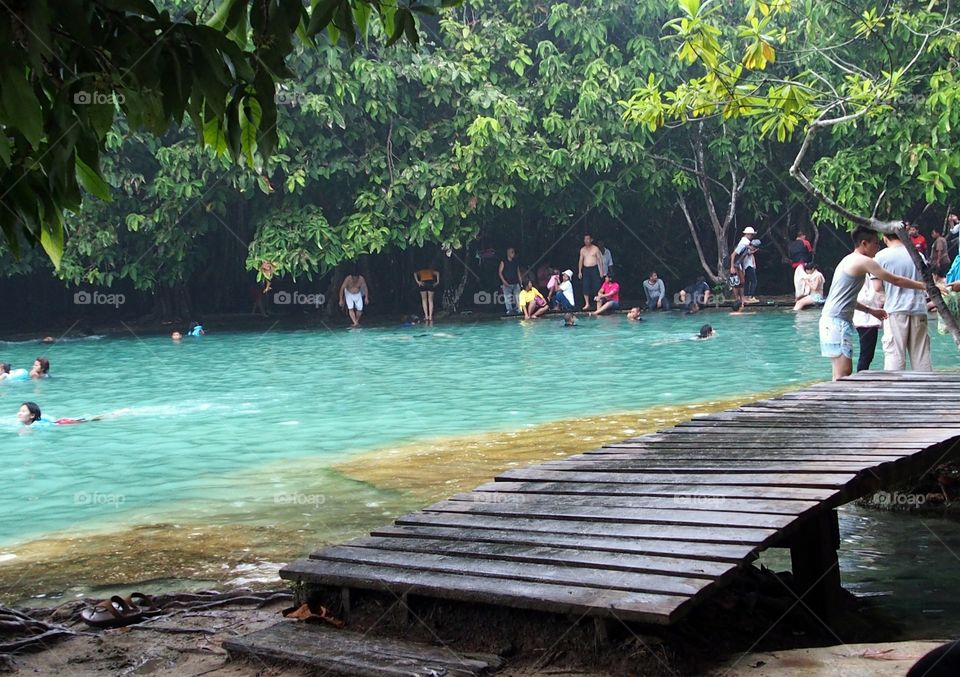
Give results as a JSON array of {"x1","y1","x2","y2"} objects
[
  {"x1": 819, "y1": 226, "x2": 925, "y2": 380},
  {"x1": 414, "y1": 267, "x2": 440, "y2": 323},
  {"x1": 339, "y1": 267, "x2": 369, "y2": 328},
  {"x1": 578, "y1": 234, "x2": 605, "y2": 311}
]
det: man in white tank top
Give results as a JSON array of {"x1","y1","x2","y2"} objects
[{"x1": 819, "y1": 226, "x2": 926, "y2": 380}]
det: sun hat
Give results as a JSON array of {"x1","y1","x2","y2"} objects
[
  {"x1": 562, "y1": 269, "x2": 573, "y2": 278},
  {"x1": 743, "y1": 226, "x2": 757, "y2": 235}
]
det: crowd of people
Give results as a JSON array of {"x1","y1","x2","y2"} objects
[{"x1": 813, "y1": 217, "x2": 960, "y2": 380}]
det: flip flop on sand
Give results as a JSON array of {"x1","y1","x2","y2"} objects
[
  {"x1": 281, "y1": 602, "x2": 345, "y2": 628},
  {"x1": 80, "y1": 595, "x2": 143, "y2": 629},
  {"x1": 125, "y1": 592, "x2": 163, "y2": 617}
]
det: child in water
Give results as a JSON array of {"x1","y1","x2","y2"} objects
[
  {"x1": 30, "y1": 357, "x2": 50, "y2": 379},
  {"x1": 17, "y1": 401, "x2": 99, "y2": 427},
  {"x1": 187, "y1": 322, "x2": 205, "y2": 337}
]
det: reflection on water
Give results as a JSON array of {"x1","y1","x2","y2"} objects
[{"x1": 757, "y1": 505, "x2": 960, "y2": 639}]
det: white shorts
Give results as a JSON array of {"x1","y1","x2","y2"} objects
[{"x1": 344, "y1": 290, "x2": 363, "y2": 311}]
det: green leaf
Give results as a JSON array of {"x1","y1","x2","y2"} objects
[
  {"x1": 75, "y1": 154, "x2": 112, "y2": 201},
  {"x1": 1, "y1": 64, "x2": 44, "y2": 148}
]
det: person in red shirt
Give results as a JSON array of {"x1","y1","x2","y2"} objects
[
  {"x1": 592, "y1": 273, "x2": 621, "y2": 315},
  {"x1": 907, "y1": 222, "x2": 927, "y2": 256}
]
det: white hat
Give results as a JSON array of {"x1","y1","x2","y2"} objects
[
  {"x1": 743, "y1": 226, "x2": 757, "y2": 235},
  {"x1": 563, "y1": 269, "x2": 573, "y2": 278}
]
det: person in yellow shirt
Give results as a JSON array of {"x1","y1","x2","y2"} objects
[{"x1": 518, "y1": 279, "x2": 549, "y2": 319}]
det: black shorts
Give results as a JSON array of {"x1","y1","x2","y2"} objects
[
  {"x1": 419, "y1": 281, "x2": 436, "y2": 292},
  {"x1": 582, "y1": 266, "x2": 601, "y2": 296}
]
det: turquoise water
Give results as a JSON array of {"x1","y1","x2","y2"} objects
[{"x1": 1, "y1": 310, "x2": 958, "y2": 546}]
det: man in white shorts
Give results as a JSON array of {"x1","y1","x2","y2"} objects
[
  {"x1": 819, "y1": 226, "x2": 925, "y2": 380},
  {"x1": 339, "y1": 268, "x2": 369, "y2": 327},
  {"x1": 874, "y1": 232, "x2": 932, "y2": 371}
]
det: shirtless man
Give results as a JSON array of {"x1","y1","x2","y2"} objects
[
  {"x1": 819, "y1": 226, "x2": 925, "y2": 380},
  {"x1": 339, "y1": 267, "x2": 369, "y2": 327},
  {"x1": 578, "y1": 234, "x2": 605, "y2": 311}
]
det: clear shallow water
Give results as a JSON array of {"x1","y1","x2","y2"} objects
[{"x1": 2, "y1": 310, "x2": 960, "y2": 620}]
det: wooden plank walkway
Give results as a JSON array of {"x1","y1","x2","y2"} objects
[{"x1": 281, "y1": 371, "x2": 960, "y2": 626}]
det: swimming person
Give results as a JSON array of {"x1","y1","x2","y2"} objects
[
  {"x1": 562, "y1": 313, "x2": 577, "y2": 327},
  {"x1": 188, "y1": 322, "x2": 205, "y2": 337},
  {"x1": 592, "y1": 273, "x2": 621, "y2": 315},
  {"x1": 30, "y1": 357, "x2": 50, "y2": 379},
  {"x1": 626, "y1": 307, "x2": 643, "y2": 321},
  {"x1": 339, "y1": 267, "x2": 369, "y2": 327},
  {"x1": 171, "y1": 331, "x2": 183, "y2": 341},
  {"x1": 819, "y1": 226, "x2": 925, "y2": 380},
  {"x1": 0, "y1": 363, "x2": 10, "y2": 381},
  {"x1": 697, "y1": 324, "x2": 716, "y2": 339},
  {"x1": 518, "y1": 280, "x2": 549, "y2": 319},
  {"x1": 17, "y1": 401, "x2": 103, "y2": 427},
  {"x1": 414, "y1": 267, "x2": 440, "y2": 322}
]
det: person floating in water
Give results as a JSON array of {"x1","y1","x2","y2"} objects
[
  {"x1": 30, "y1": 357, "x2": 49, "y2": 379},
  {"x1": 626, "y1": 307, "x2": 643, "y2": 321},
  {"x1": 696, "y1": 324, "x2": 716, "y2": 339},
  {"x1": 562, "y1": 313, "x2": 577, "y2": 327},
  {"x1": 17, "y1": 402, "x2": 98, "y2": 427},
  {"x1": 187, "y1": 322, "x2": 205, "y2": 337},
  {"x1": 171, "y1": 331, "x2": 183, "y2": 341}
]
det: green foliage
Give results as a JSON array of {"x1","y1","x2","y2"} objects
[{"x1": 0, "y1": 0, "x2": 448, "y2": 267}]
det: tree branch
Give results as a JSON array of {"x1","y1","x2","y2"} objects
[{"x1": 677, "y1": 192, "x2": 721, "y2": 283}]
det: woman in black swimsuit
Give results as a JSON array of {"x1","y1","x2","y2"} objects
[{"x1": 414, "y1": 268, "x2": 440, "y2": 322}]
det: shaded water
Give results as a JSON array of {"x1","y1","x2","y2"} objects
[{"x1": 2, "y1": 310, "x2": 959, "y2": 636}]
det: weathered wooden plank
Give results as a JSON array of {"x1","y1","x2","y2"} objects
[
  {"x1": 395, "y1": 511, "x2": 776, "y2": 545},
  {"x1": 333, "y1": 535, "x2": 735, "y2": 578},
  {"x1": 369, "y1": 524, "x2": 755, "y2": 563},
  {"x1": 497, "y1": 468, "x2": 858, "y2": 488},
  {"x1": 311, "y1": 544, "x2": 720, "y2": 595},
  {"x1": 280, "y1": 559, "x2": 692, "y2": 625},
  {"x1": 450, "y1": 490, "x2": 819, "y2": 516},
  {"x1": 476, "y1": 481, "x2": 838, "y2": 502},
  {"x1": 423, "y1": 498, "x2": 795, "y2": 529},
  {"x1": 539, "y1": 460, "x2": 881, "y2": 473},
  {"x1": 224, "y1": 622, "x2": 503, "y2": 677},
  {"x1": 578, "y1": 452, "x2": 909, "y2": 462}
]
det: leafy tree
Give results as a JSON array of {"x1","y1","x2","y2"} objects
[{"x1": 0, "y1": 0, "x2": 448, "y2": 267}]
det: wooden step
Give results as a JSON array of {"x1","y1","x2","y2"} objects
[{"x1": 224, "y1": 621, "x2": 503, "y2": 676}]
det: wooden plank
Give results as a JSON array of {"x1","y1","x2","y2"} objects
[
  {"x1": 450, "y1": 490, "x2": 819, "y2": 516},
  {"x1": 370, "y1": 524, "x2": 755, "y2": 563},
  {"x1": 280, "y1": 558, "x2": 692, "y2": 625},
  {"x1": 539, "y1": 460, "x2": 880, "y2": 473},
  {"x1": 497, "y1": 468, "x2": 858, "y2": 488},
  {"x1": 396, "y1": 511, "x2": 777, "y2": 545},
  {"x1": 476, "y1": 481, "x2": 838, "y2": 502},
  {"x1": 334, "y1": 535, "x2": 736, "y2": 579},
  {"x1": 310, "y1": 545, "x2": 717, "y2": 597},
  {"x1": 224, "y1": 622, "x2": 503, "y2": 677},
  {"x1": 423, "y1": 498, "x2": 795, "y2": 530},
  {"x1": 578, "y1": 452, "x2": 908, "y2": 462}
]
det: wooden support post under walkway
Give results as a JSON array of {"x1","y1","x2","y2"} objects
[{"x1": 226, "y1": 371, "x2": 960, "y2": 673}]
